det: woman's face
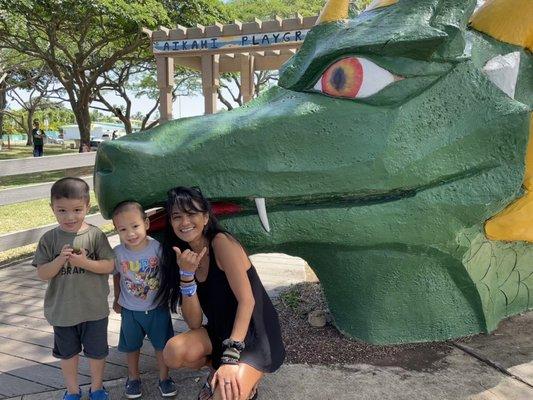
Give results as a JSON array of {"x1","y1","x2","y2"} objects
[{"x1": 170, "y1": 202, "x2": 209, "y2": 244}]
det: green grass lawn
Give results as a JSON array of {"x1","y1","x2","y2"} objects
[
  {"x1": 0, "y1": 143, "x2": 78, "y2": 160},
  {"x1": 0, "y1": 192, "x2": 100, "y2": 234}
]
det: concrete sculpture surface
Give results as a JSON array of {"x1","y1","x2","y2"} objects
[{"x1": 95, "y1": 0, "x2": 533, "y2": 344}]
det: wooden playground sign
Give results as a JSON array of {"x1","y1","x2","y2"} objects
[
  {"x1": 145, "y1": 15, "x2": 318, "y2": 118},
  {"x1": 153, "y1": 29, "x2": 309, "y2": 54}
]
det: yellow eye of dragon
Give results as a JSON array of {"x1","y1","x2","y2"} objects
[{"x1": 313, "y1": 56, "x2": 401, "y2": 99}]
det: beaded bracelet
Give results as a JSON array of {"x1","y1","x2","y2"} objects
[
  {"x1": 180, "y1": 283, "x2": 197, "y2": 297},
  {"x1": 220, "y1": 356, "x2": 239, "y2": 365},
  {"x1": 222, "y1": 347, "x2": 241, "y2": 360}
]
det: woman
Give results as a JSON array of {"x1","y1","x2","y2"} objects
[{"x1": 158, "y1": 187, "x2": 285, "y2": 400}]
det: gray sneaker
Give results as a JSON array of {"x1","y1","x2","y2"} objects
[
  {"x1": 125, "y1": 378, "x2": 142, "y2": 399},
  {"x1": 158, "y1": 377, "x2": 178, "y2": 397}
]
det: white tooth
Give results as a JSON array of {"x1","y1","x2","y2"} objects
[{"x1": 254, "y1": 198, "x2": 270, "y2": 233}]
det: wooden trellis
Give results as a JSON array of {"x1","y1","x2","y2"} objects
[{"x1": 143, "y1": 14, "x2": 318, "y2": 119}]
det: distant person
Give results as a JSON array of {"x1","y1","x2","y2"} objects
[
  {"x1": 111, "y1": 201, "x2": 177, "y2": 398},
  {"x1": 32, "y1": 120, "x2": 46, "y2": 157},
  {"x1": 111, "y1": 130, "x2": 117, "y2": 140},
  {"x1": 32, "y1": 177, "x2": 115, "y2": 400}
]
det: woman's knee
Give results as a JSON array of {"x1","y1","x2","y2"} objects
[
  {"x1": 163, "y1": 334, "x2": 205, "y2": 368},
  {"x1": 163, "y1": 336, "x2": 187, "y2": 368}
]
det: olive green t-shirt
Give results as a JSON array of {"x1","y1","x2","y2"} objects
[{"x1": 32, "y1": 225, "x2": 114, "y2": 327}]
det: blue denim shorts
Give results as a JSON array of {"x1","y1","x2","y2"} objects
[{"x1": 118, "y1": 306, "x2": 174, "y2": 352}]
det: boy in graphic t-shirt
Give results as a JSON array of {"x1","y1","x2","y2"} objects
[
  {"x1": 33, "y1": 177, "x2": 115, "y2": 400},
  {"x1": 112, "y1": 201, "x2": 177, "y2": 399}
]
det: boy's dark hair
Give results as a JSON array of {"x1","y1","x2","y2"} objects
[
  {"x1": 112, "y1": 201, "x2": 147, "y2": 219},
  {"x1": 50, "y1": 177, "x2": 90, "y2": 204}
]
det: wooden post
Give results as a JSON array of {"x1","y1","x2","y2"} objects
[
  {"x1": 201, "y1": 55, "x2": 220, "y2": 114},
  {"x1": 156, "y1": 56, "x2": 174, "y2": 122},
  {"x1": 240, "y1": 53, "x2": 255, "y2": 103}
]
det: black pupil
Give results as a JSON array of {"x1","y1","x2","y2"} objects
[{"x1": 330, "y1": 67, "x2": 346, "y2": 90}]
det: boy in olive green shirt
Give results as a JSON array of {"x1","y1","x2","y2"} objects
[{"x1": 33, "y1": 177, "x2": 115, "y2": 400}]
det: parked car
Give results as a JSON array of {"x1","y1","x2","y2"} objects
[
  {"x1": 46, "y1": 136, "x2": 64, "y2": 145},
  {"x1": 89, "y1": 134, "x2": 111, "y2": 150}
]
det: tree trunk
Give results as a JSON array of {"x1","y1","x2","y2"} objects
[
  {"x1": 0, "y1": 80, "x2": 6, "y2": 148},
  {"x1": 26, "y1": 110, "x2": 34, "y2": 146},
  {"x1": 72, "y1": 102, "x2": 91, "y2": 149}
]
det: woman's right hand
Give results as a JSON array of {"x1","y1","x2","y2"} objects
[{"x1": 173, "y1": 246, "x2": 207, "y2": 273}]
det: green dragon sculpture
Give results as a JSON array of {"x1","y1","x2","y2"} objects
[{"x1": 95, "y1": 0, "x2": 533, "y2": 344}]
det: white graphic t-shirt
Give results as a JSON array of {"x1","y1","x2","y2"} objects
[{"x1": 113, "y1": 237, "x2": 162, "y2": 311}]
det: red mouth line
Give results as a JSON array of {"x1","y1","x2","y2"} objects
[{"x1": 147, "y1": 202, "x2": 243, "y2": 234}]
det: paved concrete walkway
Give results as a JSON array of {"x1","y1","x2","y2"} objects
[{"x1": 1, "y1": 243, "x2": 532, "y2": 400}]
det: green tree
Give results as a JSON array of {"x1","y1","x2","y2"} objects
[
  {"x1": 226, "y1": 0, "x2": 324, "y2": 20},
  {"x1": 92, "y1": 0, "x2": 228, "y2": 132},
  {"x1": 0, "y1": 0, "x2": 169, "y2": 148}
]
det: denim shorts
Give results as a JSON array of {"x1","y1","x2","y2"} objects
[
  {"x1": 118, "y1": 306, "x2": 174, "y2": 352},
  {"x1": 53, "y1": 317, "x2": 109, "y2": 359}
]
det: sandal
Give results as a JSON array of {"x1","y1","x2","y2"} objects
[
  {"x1": 197, "y1": 381, "x2": 213, "y2": 400},
  {"x1": 249, "y1": 388, "x2": 259, "y2": 400}
]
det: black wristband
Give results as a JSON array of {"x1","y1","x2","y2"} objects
[{"x1": 180, "y1": 277, "x2": 195, "y2": 284}]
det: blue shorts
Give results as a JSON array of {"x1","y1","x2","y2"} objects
[
  {"x1": 53, "y1": 317, "x2": 108, "y2": 359},
  {"x1": 118, "y1": 306, "x2": 174, "y2": 352}
]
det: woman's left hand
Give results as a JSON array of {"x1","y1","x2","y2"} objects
[{"x1": 211, "y1": 364, "x2": 240, "y2": 400}]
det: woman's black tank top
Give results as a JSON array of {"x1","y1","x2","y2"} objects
[{"x1": 196, "y1": 241, "x2": 286, "y2": 372}]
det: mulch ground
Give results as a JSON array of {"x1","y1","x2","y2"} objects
[{"x1": 274, "y1": 282, "x2": 453, "y2": 371}]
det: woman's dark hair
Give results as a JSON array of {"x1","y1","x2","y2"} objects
[{"x1": 156, "y1": 186, "x2": 226, "y2": 312}]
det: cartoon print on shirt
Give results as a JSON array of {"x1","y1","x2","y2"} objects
[{"x1": 121, "y1": 255, "x2": 160, "y2": 300}]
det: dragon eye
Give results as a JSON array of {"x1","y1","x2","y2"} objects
[{"x1": 313, "y1": 57, "x2": 399, "y2": 99}]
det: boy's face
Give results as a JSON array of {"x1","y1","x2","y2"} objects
[
  {"x1": 51, "y1": 197, "x2": 90, "y2": 233},
  {"x1": 113, "y1": 209, "x2": 149, "y2": 251}
]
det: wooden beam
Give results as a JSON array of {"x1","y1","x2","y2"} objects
[
  {"x1": 169, "y1": 25, "x2": 187, "y2": 40},
  {"x1": 201, "y1": 55, "x2": 220, "y2": 114},
  {"x1": 187, "y1": 24, "x2": 206, "y2": 37},
  {"x1": 205, "y1": 22, "x2": 223, "y2": 37},
  {"x1": 240, "y1": 53, "x2": 255, "y2": 103},
  {"x1": 141, "y1": 27, "x2": 153, "y2": 38},
  {"x1": 156, "y1": 56, "x2": 174, "y2": 122},
  {"x1": 0, "y1": 152, "x2": 96, "y2": 177},
  {"x1": 223, "y1": 20, "x2": 242, "y2": 35}
]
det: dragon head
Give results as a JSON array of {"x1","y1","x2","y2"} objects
[{"x1": 96, "y1": 0, "x2": 533, "y2": 344}]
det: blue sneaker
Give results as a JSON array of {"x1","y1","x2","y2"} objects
[
  {"x1": 125, "y1": 378, "x2": 142, "y2": 399},
  {"x1": 158, "y1": 377, "x2": 178, "y2": 397},
  {"x1": 88, "y1": 387, "x2": 109, "y2": 400},
  {"x1": 62, "y1": 389, "x2": 81, "y2": 400}
]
